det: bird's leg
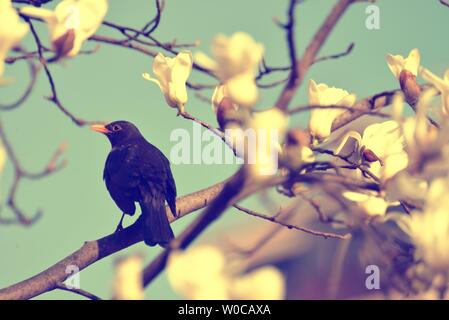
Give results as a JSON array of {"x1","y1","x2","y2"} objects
[{"x1": 115, "y1": 213, "x2": 126, "y2": 232}]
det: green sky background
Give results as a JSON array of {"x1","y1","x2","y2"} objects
[{"x1": 0, "y1": 0, "x2": 448, "y2": 299}]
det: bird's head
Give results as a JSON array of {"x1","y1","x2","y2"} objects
[{"x1": 90, "y1": 120, "x2": 143, "y2": 146}]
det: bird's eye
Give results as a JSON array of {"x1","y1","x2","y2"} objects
[{"x1": 112, "y1": 125, "x2": 121, "y2": 132}]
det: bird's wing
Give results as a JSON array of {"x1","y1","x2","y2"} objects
[
  {"x1": 162, "y1": 155, "x2": 177, "y2": 217},
  {"x1": 103, "y1": 147, "x2": 137, "y2": 215},
  {"x1": 136, "y1": 143, "x2": 177, "y2": 217}
]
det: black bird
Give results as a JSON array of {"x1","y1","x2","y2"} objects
[{"x1": 91, "y1": 120, "x2": 177, "y2": 247}]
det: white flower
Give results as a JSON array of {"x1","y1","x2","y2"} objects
[
  {"x1": 247, "y1": 108, "x2": 288, "y2": 177},
  {"x1": 195, "y1": 32, "x2": 264, "y2": 107},
  {"x1": 21, "y1": 0, "x2": 108, "y2": 58},
  {"x1": 283, "y1": 129, "x2": 314, "y2": 169},
  {"x1": 342, "y1": 191, "x2": 389, "y2": 216},
  {"x1": 420, "y1": 67, "x2": 449, "y2": 115},
  {"x1": 167, "y1": 246, "x2": 228, "y2": 300},
  {"x1": 336, "y1": 120, "x2": 408, "y2": 180},
  {"x1": 0, "y1": 0, "x2": 29, "y2": 83},
  {"x1": 229, "y1": 267, "x2": 285, "y2": 300},
  {"x1": 143, "y1": 51, "x2": 193, "y2": 112},
  {"x1": 408, "y1": 177, "x2": 449, "y2": 272},
  {"x1": 401, "y1": 89, "x2": 439, "y2": 160},
  {"x1": 224, "y1": 109, "x2": 288, "y2": 177},
  {"x1": 211, "y1": 85, "x2": 239, "y2": 130},
  {"x1": 386, "y1": 48, "x2": 420, "y2": 79},
  {"x1": 113, "y1": 255, "x2": 143, "y2": 300},
  {"x1": 167, "y1": 245, "x2": 285, "y2": 300},
  {"x1": 307, "y1": 80, "x2": 356, "y2": 140},
  {"x1": 211, "y1": 85, "x2": 228, "y2": 113},
  {"x1": 385, "y1": 171, "x2": 428, "y2": 203}
]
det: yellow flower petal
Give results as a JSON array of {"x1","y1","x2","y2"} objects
[
  {"x1": 21, "y1": 0, "x2": 108, "y2": 57},
  {"x1": 226, "y1": 72, "x2": 258, "y2": 107},
  {"x1": 386, "y1": 49, "x2": 421, "y2": 79},
  {"x1": 144, "y1": 52, "x2": 193, "y2": 110},
  {"x1": 307, "y1": 80, "x2": 356, "y2": 140},
  {"x1": 1, "y1": 0, "x2": 29, "y2": 80},
  {"x1": 113, "y1": 255, "x2": 143, "y2": 300},
  {"x1": 230, "y1": 266, "x2": 285, "y2": 300}
]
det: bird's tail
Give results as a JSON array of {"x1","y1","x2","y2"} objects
[{"x1": 141, "y1": 193, "x2": 174, "y2": 247}]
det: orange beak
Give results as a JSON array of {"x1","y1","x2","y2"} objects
[{"x1": 90, "y1": 124, "x2": 111, "y2": 134}]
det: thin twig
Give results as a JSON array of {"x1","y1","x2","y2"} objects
[
  {"x1": 55, "y1": 282, "x2": 102, "y2": 300},
  {"x1": 233, "y1": 204, "x2": 351, "y2": 240},
  {"x1": 276, "y1": 0, "x2": 355, "y2": 110},
  {"x1": 0, "y1": 119, "x2": 66, "y2": 225},
  {"x1": 0, "y1": 58, "x2": 39, "y2": 111},
  {"x1": 284, "y1": 0, "x2": 299, "y2": 86},
  {"x1": 313, "y1": 42, "x2": 355, "y2": 64},
  {"x1": 26, "y1": 19, "x2": 89, "y2": 126},
  {"x1": 313, "y1": 147, "x2": 380, "y2": 183},
  {"x1": 288, "y1": 103, "x2": 390, "y2": 118}
]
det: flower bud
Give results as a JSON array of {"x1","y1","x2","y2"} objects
[
  {"x1": 286, "y1": 128, "x2": 311, "y2": 147},
  {"x1": 53, "y1": 29, "x2": 76, "y2": 58},
  {"x1": 216, "y1": 97, "x2": 238, "y2": 130},
  {"x1": 399, "y1": 69, "x2": 421, "y2": 107}
]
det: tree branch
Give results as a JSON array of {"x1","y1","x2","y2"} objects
[
  {"x1": 26, "y1": 19, "x2": 91, "y2": 126},
  {"x1": 55, "y1": 282, "x2": 102, "y2": 300},
  {"x1": 331, "y1": 88, "x2": 409, "y2": 131},
  {"x1": 0, "y1": 180, "x2": 225, "y2": 300},
  {"x1": 275, "y1": 0, "x2": 355, "y2": 111},
  {"x1": 0, "y1": 56, "x2": 39, "y2": 111},
  {"x1": 142, "y1": 169, "x2": 247, "y2": 286},
  {"x1": 0, "y1": 119, "x2": 66, "y2": 226},
  {"x1": 233, "y1": 204, "x2": 350, "y2": 240}
]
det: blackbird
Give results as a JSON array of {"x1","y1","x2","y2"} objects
[{"x1": 91, "y1": 120, "x2": 177, "y2": 247}]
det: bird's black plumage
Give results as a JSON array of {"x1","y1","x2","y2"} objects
[{"x1": 92, "y1": 120, "x2": 176, "y2": 247}]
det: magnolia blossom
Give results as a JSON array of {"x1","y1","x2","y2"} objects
[
  {"x1": 211, "y1": 84, "x2": 240, "y2": 129},
  {"x1": 196, "y1": 32, "x2": 264, "y2": 107},
  {"x1": 113, "y1": 255, "x2": 143, "y2": 300},
  {"x1": 21, "y1": 0, "x2": 108, "y2": 58},
  {"x1": 342, "y1": 191, "x2": 389, "y2": 216},
  {"x1": 307, "y1": 80, "x2": 356, "y2": 140},
  {"x1": 143, "y1": 52, "x2": 193, "y2": 112},
  {"x1": 401, "y1": 89, "x2": 440, "y2": 161},
  {"x1": 408, "y1": 177, "x2": 449, "y2": 272},
  {"x1": 229, "y1": 267, "x2": 285, "y2": 300},
  {"x1": 386, "y1": 48, "x2": 420, "y2": 79},
  {"x1": 385, "y1": 171, "x2": 428, "y2": 203},
  {"x1": 224, "y1": 108, "x2": 287, "y2": 177},
  {"x1": 420, "y1": 67, "x2": 449, "y2": 114},
  {"x1": 211, "y1": 85, "x2": 229, "y2": 113},
  {"x1": 247, "y1": 108, "x2": 288, "y2": 177},
  {"x1": 386, "y1": 49, "x2": 422, "y2": 105},
  {"x1": 166, "y1": 245, "x2": 285, "y2": 300},
  {"x1": 0, "y1": 0, "x2": 29, "y2": 83},
  {"x1": 283, "y1": 129, "x2": 314, "y2": 169},
  {"x1": 336, "y1": 120, "x2": 408, "y2": 181}
]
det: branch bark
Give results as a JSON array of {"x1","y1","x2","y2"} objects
[
  {"x1": 275, "y1": 0, "x2": 355, "y2": 111},
  {"x1": 0, "y1": 180, "x2": 225, "y2": 300},
  {"x1": 142, "y1": 168, "x2": 247, "y2": 286}
]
